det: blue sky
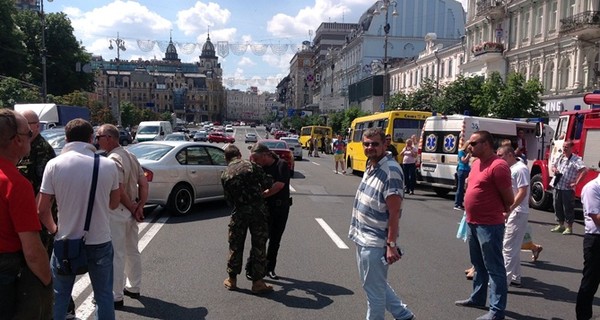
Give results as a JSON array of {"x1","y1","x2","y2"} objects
[{"x1": 45, "y1": 0, "x2": 468, "y2": 93}]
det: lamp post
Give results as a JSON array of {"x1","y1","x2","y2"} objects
[
  {"x1": 109, "y1": 33, "x2": 126, "y2": 126},
  {"x1": 40, "y1": 0, "x2": 53, "y2": 103},
  {"x1": 373, "y1": 0, "x2": 398, "y2": 107}
]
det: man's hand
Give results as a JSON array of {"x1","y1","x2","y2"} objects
[{"x1": 385, "y1": 246, "x2": 402, "y2": 265}]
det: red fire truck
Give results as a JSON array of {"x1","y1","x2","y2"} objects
[{"x1": 529, "y1": 93, "x2": 600, "y2": 210}]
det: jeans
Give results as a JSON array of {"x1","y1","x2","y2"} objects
[
  {"x1": 576, "y1": 234, "x2": 600, "y2": 320},
  {"x1": 553, "y1": 189, "x2": 575, "y2": 224},
  {"x1": 402, "y1": 163, "x2": 416, "y2": 192},
  {"x1": 467, "y1": 223, "x2": 507, "y2": 317},
  {"x1": 454, "y1": 170, "x2": 468, "y2": 207},
  {"x1": 52, "y1": 241, "x2": 115, "y2": 320},
  {"x1": 355, "y1": 244, "x2": 414, "y2": 320},
  {"x1": 267, "y1": 204, "x2": 290, "y2": 272},
  {"x1": 110, "y1": 206, "x2": 142, "y2": 301}
]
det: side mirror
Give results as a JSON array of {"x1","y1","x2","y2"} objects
[{"x1": 535, "y1": 122, "x2": 543, "y2": 138}]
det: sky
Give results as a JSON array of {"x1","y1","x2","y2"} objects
[{"x1": 45, "y1": 0, "x2": 468, "y2": 93}]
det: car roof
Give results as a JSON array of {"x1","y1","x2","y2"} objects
[{"x1": 134, "y1": 141, "x2": 212, "y2": 147}]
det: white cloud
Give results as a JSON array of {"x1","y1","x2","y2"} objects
[
  {"x1": 176, "y1": 2, "x2": 231, "y2": 36},
  {"x1": 238, "y1": 57, "x2": 256, "y2": 67},
  {"x1": 267, "y1": 0, "x2": 351, "y2": 38}
]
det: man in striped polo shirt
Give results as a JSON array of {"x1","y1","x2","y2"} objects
[{"x1": 348, "y1": 127, "x2": 415, "y2": 320}]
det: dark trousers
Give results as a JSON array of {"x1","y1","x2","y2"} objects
[
  {"x1": 403, "y1": 163, "x2": 416, "y2": 192},
  {"x1": 267, "y1": 204, "x2": 290, "y2": 272},
  {"x1": 576, "y1": 234, "x2": 600, "y2": 320}
]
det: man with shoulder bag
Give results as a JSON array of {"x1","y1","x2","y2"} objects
[{"x1": 38, "y1": 119, "x2": 120, "y2": 320}]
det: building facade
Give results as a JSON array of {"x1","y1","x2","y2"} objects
[
  {"x1": 92, "y1": 35, "x2": 226, "y2": 123},
  {"x1": 225, "y1": 88, "x2": 282, "y2": 122}
]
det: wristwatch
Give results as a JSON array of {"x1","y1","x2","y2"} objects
[{"x1": 387, "y1": 242, "x2": 397, "y2": 248}]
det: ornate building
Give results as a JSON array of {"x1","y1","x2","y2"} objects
[{"x1": 92, "y1": 34, "x2": 226, "y2": 123}]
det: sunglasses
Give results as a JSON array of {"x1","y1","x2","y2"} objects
[{"x1": 362, "y1": 142, "x2": 380, "y2": 147}]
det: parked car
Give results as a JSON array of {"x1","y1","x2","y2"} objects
[
  {"x1": 193, "y1": 131, "x2": 208, "y2": 142},
  {"x1": 245, "y1": 133, "x2": 258, "y2": 143},
  {"x1": 208, "y1": 132, "x2": 235, "y2": 143},
  {"x1": 164, "y1": 132, "x2": 189, "y2": 141},
  {"x1": 119, "y1": 129, "x2": 133, "y2": 146},
  {"x1": 274, "y1": 130, "x2": 288, "y2": 139},
  {"x1": 279, "y1": 137, "x2": 302, "y2": 160},
  {"x1": 255, "y1": 139, "x2": 295, "y2": 177},
  {"x1": 127, "y1": 141, "x2": 228, "y2": 215},
  {"x1": 225, "y1": 124, "x2": 234, "y2": 132},
  {"x1": 40, "y1": 127, "x2": 66, "y2": 155}
]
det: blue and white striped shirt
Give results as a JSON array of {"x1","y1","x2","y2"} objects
[{"x1": 349, "y1": 154, "x2": 404, "y2": 247}]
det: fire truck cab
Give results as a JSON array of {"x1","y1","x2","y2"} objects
[{"x1": 529, "y1": 93, "x2": 600, "y2": 210}]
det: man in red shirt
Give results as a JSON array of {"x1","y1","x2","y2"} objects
[
  {"x1": 0, "y1": 109, "x2": 52, "y2": 319},
  {"x1": 455, "y1": 131, "x2": 514, "y2": 320}
]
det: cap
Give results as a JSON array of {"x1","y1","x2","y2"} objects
[{"x1": 250, "y1": 143, "x2": 270, "y2": 154}]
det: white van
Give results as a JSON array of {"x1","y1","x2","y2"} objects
[
  {"x1": 417, "y1": 115, "x2": 553, "y2": 196},
  {"x1": 135, "y1": 121, "x2": 173, "y2": 142}
]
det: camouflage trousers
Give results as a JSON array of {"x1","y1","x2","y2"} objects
[{"x1": 227, "y1": 208, "x2": 269, "y2": 280}]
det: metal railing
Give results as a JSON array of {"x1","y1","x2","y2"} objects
[{"x1": 560, "y1": 11, "x2": 600, "y2": 34}]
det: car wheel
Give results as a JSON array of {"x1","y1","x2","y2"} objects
[
  {"x1": 530, "y1": 173, "x2": 553, "y2": 211},
  {"x1": 167, "y1": 184, "x2": 194, "y2": 215},
  {"x1": 208, "y1": 139, "x2": 213, "y2": 143}
]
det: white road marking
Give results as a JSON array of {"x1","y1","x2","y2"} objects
[
  {"x1": 311, "y1": 161, "x2": 320, "y2": 165},
  {"x1": 289, "y1": 184, "x2": 296, "y2": 192},
  {"x1": 315, "y1": 218, "x2": 349, "y2": 249},
  {"x1": 75, "y1": 215, "x2": 169, "y2": 319}
]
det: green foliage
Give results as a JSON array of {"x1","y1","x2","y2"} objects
[
  {"x1": 159, "y1": 112, "x2": 172, "y2": 121},
  {"x1": 89, "y1": 103, "x2": 115, "y2": 125},
  {"x1": 436, "y1": 75, "x2": 485, "y2": 116},
  {"x1": 0, "y1": 0, "x2": 27, "y2": 79},
  {"x1": 343, "y1": 106, "x2": 368, "y2": 133},
  {"x1": 0, "y1": 77, "x2": 40, "y2": 108},
  {"x1": 328, "y1": 111, "x2": 346, "y2": 135}
]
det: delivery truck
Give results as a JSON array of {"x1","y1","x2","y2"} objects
[{"x1": 14, "y1": 103, "x2": 91, "y2": 130}]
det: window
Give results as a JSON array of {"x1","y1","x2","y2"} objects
[
  {"x1": 548, "y1": 1, "x2": 558, "y2": 32},
  {"x1": 559, "y1": 59, "x2": 571, "y2": 90},
  {"x1": 521, "y1": 11, "x2": 530, "y2": 40},
  {"x1": 544, "y1": 62, "x2": 555, "y2": 93},
  {"x1": 441, "y1": 62, "x2": 445, "y2": 78},
  {"x1": 448, "y1": 60, "x2": 453, "y2": 77},
  {"x1": 534, "y1": 5, "x2": 543, "y2": 36},
  {"x1": 206, "y1": 147, "x2": 227, "y2": 166}
]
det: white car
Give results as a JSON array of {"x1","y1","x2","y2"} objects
[
  {"x1": 225, "y1": 124, "x2": 234, "y2": 132},
  {"x1": 127, "y1": 141, "x2": 227, "y2": 215},
  {"x1": 245, "y1": 133, "x2": 258, "y2": 143},
  {"x1": 280, "y1": 137, "x2": 302, "y2": 160}
]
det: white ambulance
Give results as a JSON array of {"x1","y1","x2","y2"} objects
[{"x1": 417, "y1": 114, "x2": 552, "y2": 196}]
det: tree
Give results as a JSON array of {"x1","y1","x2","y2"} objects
[
  {"x1": 14, "y1": 11, "x2": 94, "y2": 97},
  {"x1": 343, "y1": 106, "x2": 368, "y2": 134},
  {"x1": 0, "y1": 77, "x2": 40, "y2": 108},
  {"x1": 0, "y1": 0, "x2": 27, "y2": 80},
  {"x1": 328, "y1": 111, "x2": 346, "y2": 135},
  {"x1": 436, "y1": 75, "x2": 485, "y2": 116}
]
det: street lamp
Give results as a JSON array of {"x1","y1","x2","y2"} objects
[
  {"x1": 109, "y1": 33, "x2": 126, "y2": 126},
  {"x1": 40, "y1": 0, "x2": 54, "y2": 103},
  {"x1": 373, "y1": 0, "x2": 398, "y2": 107}
]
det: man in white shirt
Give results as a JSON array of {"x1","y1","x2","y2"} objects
[
  {"x1": 575, "y1": 172, "x2": 600, "y2": 320},
  {"x1": 496, "y1": 146, "x2": 529, "y2": 288},
  {"x1": 38, "y1": 119, "x2": 120, "y2": 320}
]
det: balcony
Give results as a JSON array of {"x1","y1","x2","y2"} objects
[
  {"x1": 475, "y1": 0, "x2": 506, "y2": 20},
  {"x1": 471, "y1": 42, "x2": 504, "y2": 62},
  {"x1": 560, "y1": 11, "x2": 600, "y2": 38}
]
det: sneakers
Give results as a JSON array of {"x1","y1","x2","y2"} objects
[
  {"x1": 550, "y1": 225, "x2": 566, "y2": 233},
  {"x1": 562, "y1": 227, "x2": 573, "y2": 235},
  {"x1": 509, "y1": 281, "x2": 522, "y2": 288},
  {"x1": 251, "y1": 279, "x2": 274, "y2": 294},
  {"x1": 476, "y1": 311, "x2": 505, "y2": 320},
  {"x1": 123, "y1": 288, "x2": 141, "y2": 299},
  {"x1": 453, "y1": 206, "x2": 464, "y2": 211},
  {"x1": 223, "y1": 276, "x2": 237, "y2": 290},
  {"x1": 454, "y1": 299, "x2": 486, "y2": 309},
  {"x1": 267, "y1": 271, "x2": 279, "y2": 280}
]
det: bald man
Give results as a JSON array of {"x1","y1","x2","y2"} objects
[{"x1": 18, "y1": 109, "x2": 56, "y2": 196}]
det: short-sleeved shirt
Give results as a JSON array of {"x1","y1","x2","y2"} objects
[
  {"x1": 582, "y1": 176, "x2": 600, "y2": 235},
  {"x1": 553, "y1": 153, "x2": 586, "y2": 190},
  {"x1": 18, "y1": 134, "x2": 56, "y2": 195},
  {"x1": 349, "y1": 154, "x2": 404, "y2": 247},
  {"x1": 401, "y1": 146, "x2": 417, "y2": 164},
  {"x1": 0, "y1": 158, "x2": 41, "y2": 253},
  {"x1": 108, "y1": 146, "x2": 144, "y2": 201},
  {"x1": 333, "y1": 140, "x2": 346, "y2": 155},
  {"x1": 464, "y1": 155, "x2": 512, "y2": 225},
  {"x1": 263, "y1": 157, "x2": 290, "y2": 206},
  {"x1": 457, "y1": 150, "x2": 471, "y2": 172},
  {"x1": 510, "y1": 160, "x2": 530, "y2": 213},
  {"x1": 40, "y1": 142, "x2": 119, "y2": 244}
]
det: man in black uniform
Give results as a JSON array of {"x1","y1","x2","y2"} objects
[{"x1": 250, "y1": 143, "x2": 291, "y2": 280}]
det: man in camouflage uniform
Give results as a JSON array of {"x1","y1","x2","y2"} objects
[{"x1": 221, "y1": 145, "x2": 274, "y2": 294}]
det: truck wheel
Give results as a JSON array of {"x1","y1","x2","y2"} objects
[
  {"x1": 530, "y1": 173, "x2": 553, "y2": 211},
  {"x1": 432, "y1": 187, "x2": 450, "y2": 197}
]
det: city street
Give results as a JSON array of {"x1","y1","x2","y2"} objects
[{"x1": 72, "y1": 127, "x2": 596, "y2": 320}]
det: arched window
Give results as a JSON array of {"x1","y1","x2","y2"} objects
[
  {"x1": 531, "y1": 63, "x2": 541, "y2": 80},
  {"x1": 559, "y1": 58, "x2": 571, "y2": 89}
]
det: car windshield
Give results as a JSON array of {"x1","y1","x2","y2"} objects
[
  {"x1": 138, "y1": 126, "x2": 159, "y2": 134},
  {"x1": 261, "y1": 141, "x2": 287, "y2": 149},
  {"x1": 127, "y1": 143, "x2": 173, "y2": 161},
  {"x1": 281, "y1": 138, "x2": 298, "y2": 144},
  {"x1": 165, "y1": 134, "x2": 185, "y2": 141},
  {"x1": 246, "y1": 133, "x2": 256, "y2": 137},
  {"x1": 40, "y1": 128, "x2": 66, "y2": 150}
]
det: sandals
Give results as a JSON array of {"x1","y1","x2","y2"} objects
[{"x1": 531, "y1": 245, "x2": 543, "y2": 262}]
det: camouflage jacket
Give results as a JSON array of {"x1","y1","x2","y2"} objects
[
  {"x1": 221, "y1": 158, "x2": 272, "y2": 209},
  {"x1": 18, "y1": 134, "x2": 56, "y2": 195}
]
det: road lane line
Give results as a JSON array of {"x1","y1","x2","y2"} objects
[
  {"x1": 289, "y1": 184, "x2": 296, "y2": 192},
  {"x1": 315, "y1": 218, "x2": 349, "y2": 249},
  {"x1": 311, "y1": 161, "x2": 320, "y2": 165},
  {"x1": 75, "y1": 215, "x2": 170, "y2": 319}
]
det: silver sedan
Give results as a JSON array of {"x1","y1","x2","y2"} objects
[{"x1": 127, "y1": 141, "x2": 227, "y2": 215}]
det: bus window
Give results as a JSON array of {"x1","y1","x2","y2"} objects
[{"x1": 393, "y1": 119, "x2": 424, "y2": 143}]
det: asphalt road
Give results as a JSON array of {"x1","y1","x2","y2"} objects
[{"x1": 72, "y1": 127, "x2": 598, "y2": 319}]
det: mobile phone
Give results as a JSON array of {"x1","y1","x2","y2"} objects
[{"x1": 381, "y1": 247, "x2": 404, "y2": 265}]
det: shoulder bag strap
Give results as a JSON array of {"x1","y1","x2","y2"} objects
[{"x1": 84, "y1": 154, "x2": 100, "y2": 232}]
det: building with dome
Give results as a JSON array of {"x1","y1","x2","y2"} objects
[{"x1": 91, "y1": 34, "x2": 225, "y2": 123}]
